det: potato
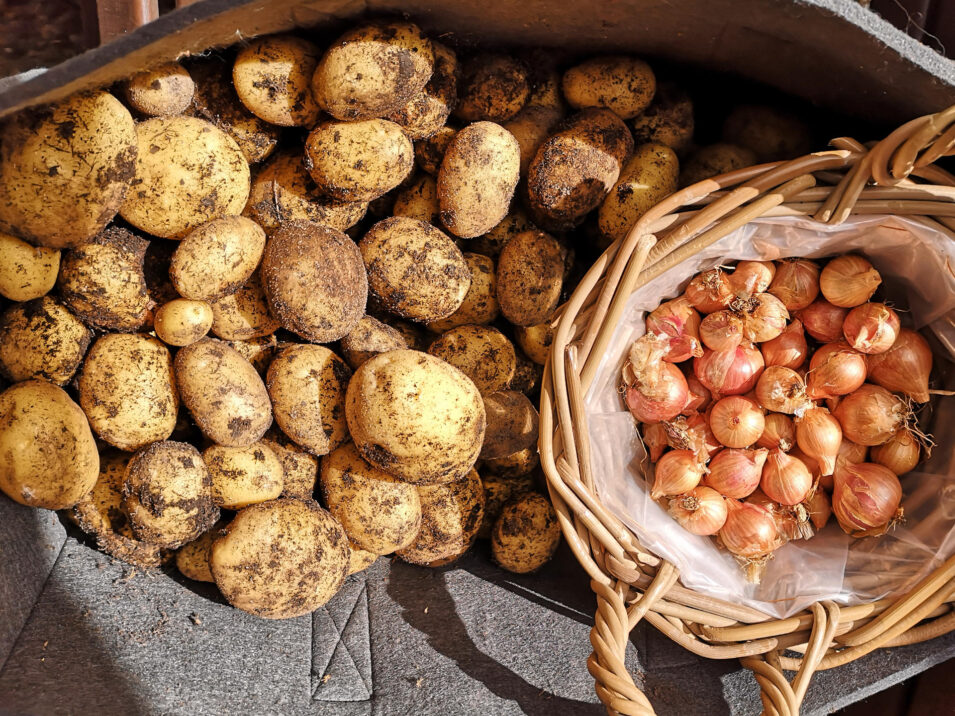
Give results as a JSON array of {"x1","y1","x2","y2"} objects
[
  {"x1": 470, "y1": 208, "x2": 535, "y2": 259},
  {"x1": 415, "y1": 126, "x2": 456, "y2": 175},
  {"x1": 562, "y1": 56, "x2": 655, "y2": 119},
  {"x1": 78, "y1": 334, "x2": 179, "y2": 452},
  {"x1": 392, "y1": 174, "x2": 439, "y2": 224},
  {"x1": 124, "y1": 62, "x2": 195, "y2": 117},
  {"x1": 384, "y1": 317, "x2": 428, "y2": 351},
  {"x1": 227, "y1": 335, "x2": 282, "y2": 375},
  {"x1": 245, "y1": 150, "x2": 368, "y2": 233},
  {"x1": 482, "y1": 446, "x2": 540, "y2": 477},
  {"x1": 631, "y1": 82, "x2": 694, "y2": 155},
  {"x1": 0, "y1": 91, "x2": 136, "y2": 249},
  {"x1": 233, "y1": 35, "x2": 321, "y2": 127},
  {"x1": 480, "y1": 390, "x2": 540, "y2": 460},
  {"x1": 360, "y1": 217, "x2": 470, "y2": 322},
  {"x1": 262, "y1": 221, "x2": 367, "y2": 342},
  {"x1": 120, "y1": 116, "x2": 250, "y2": 238},
  {"x1": 348, "y1": 541, "x2": 379, "y2": 575},
  {"x1": 211, "y1": 498, "x2": 348, "y2": 618},
  {"x1": 210, "y1": 270, "x2": 281, "y2": 341},
  {"x1": 175, "y1": 527, "x2": 219, "y2": 582},
  {"x1": 598, "y1": 142, "x2": 679, "y2": 242},
  {"x1": 0, "y1": 231, "x2": 60, "y2": 301},
  {"x1": 492, "y1": 492, "x2": 560, "y2": 573},
  {"x1": 346, "y1": 350, "x2": 485, "y2": 484},
  {"x1": 311, "y1": 21, "x2": 434, "y2": 121},
  {"x1": 496, "y1": 229, "x2": 564, "y2": 326},
  {"x1": 437, "y1": 121, "x2": 520, "y2": 239},
  {"x1": 455, "y1": 55, "x2": 529, "y2": 122},
  {"x1": 262, "y1": 432, "x2": 318, "y2": 499},
  {"x1": 154, "y1": 299, "x2": 213, "y2": 346},
  {"x1": 175, "y1": 338, "x2": 273, "y2": 447},
  {"x1": 267, "y1": 345, "x2": 351, "y2": 456},
  {"x1": 427, "y1": 253, "x2": 499, "y2": 332},
  {"x1": 478, "y1": 474, "x2": 534, "y2": 539},
  {"x1": 386, "y1": 41, "x2": 459, "y2": 139},
  {"x1": 339, "y1": 315, "x2": 408, "y2": 369},
  {"x1": 0, "y1": 297, "x2": 91, "y2": 385},
  {"x1": 305, "y1": 119, "x2": 414, "y2": 202},
  {"x1": 170, "y1": 216, "x2": 266, "y2": 302},
  {"x1": 0, "y1": 380, "x2": 99, "y2": 509},
  {"x1": 514, "y1": 321, "x2": 554, "y2": 366},
  {"x1": 680, "y1": 143, "x2": 757, "y2": 187},
  {"x1": 57, "y1": 225, "x2": 150, "y2": 331},
  {"x1": 320, "y1": 442, "x2": 422, "y2": 554},
  {"x1": 510, "y1": 351, "x2": 542, "y2": 395},
  {"x1": 527, "y1": 108, "x2": 633, "y2": 230},
  {"x1": 503, "y1": 105, "x2": 563, "y2": 175},
  {"x1": 397, "y1": 468, "x2": 485, "y2": 566},
  {"x1": 204, "y1": 441, "x2": 284, "y2": 509},
  {"x1": 427, "y1": 326, "x2": 516, "y2": 394},
  {"x1": 722, "y1": 105, "x2": 812, "y2": 162}
]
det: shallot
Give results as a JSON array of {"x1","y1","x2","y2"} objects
[
  {"x1": 651, "y1": 450, "x2": 705, "y2": 499},
  {"x1": 842, "y1": 302, "x2": 900, "y2": 355},
  {"x1": 819, "y1": 254, "x2": 881, "y2": 307},
  {"x1": 768, "y1": 259, "x2": 820, "y2": 311},
  {"x1": 866, "y1": 328, "x2": 933, "y2": 403},
  {"x1": 704, "y1": 447, "x2": 768, "y2": 498},
  {"x1": 832, "y1": 461, "x2": 903, "y2": 535},
  {"x1": 668, "y1": 487, "x2": 728, "y2": 536},
  {"x1": 709, "y1": 396, "x2": 765, "y2": 448}
]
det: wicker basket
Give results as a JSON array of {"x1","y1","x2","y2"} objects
[{"x1": 539, "y1": 104, "x2": 955, "y2": 716}]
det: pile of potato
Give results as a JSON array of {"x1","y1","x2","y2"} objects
[{"x1": 0, "y1": 18, "x2": 813, "y2": 619}]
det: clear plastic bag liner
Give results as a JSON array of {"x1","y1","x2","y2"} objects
[{"x1": 584, "y1": 214, "x2": 955, "y2": 619}]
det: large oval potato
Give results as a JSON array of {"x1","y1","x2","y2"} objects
[
  {"x1": 320, "y1": 442, "x2": 422, "y2": 554},
  {"x1": 345, "y1": 350, "x2": 486, "y2": 484},
  {"x1": 124, "y1": 62, "x2": 195, "y2": 117},
  {"x1": 211, "y1": 498, "x2": 349, "y2": 618},
  {"x1": 598, "y1": 142, "x2": 679, "y2": 242},
  {"x1": 170, "y1": 216, "x2": 266, "y2": 302},
  {"x1": 491, "y1": 492, "x2": 560, "y2": 573},
  {"x1": 0, "y1": 91, "x2": 136, "y2": 249},
  {"x1": 175, "y1": 338, "x2": 273, "y2": 447},
  {"x1": 204, "y1": 442, "x2": 284, "y2": 509},
  {"x1": 210, "y1": 270, "x2": 281, "y2": 341},
  {"x1": 631, "y1": 82, "x2": 694, "y2": 155},
  {"x1": 386, "y1": 41, "x2": 458, "y2": 139},
  {"x1": 0, "y1": 297, "x2": 91, "y2": 385},
  {"x1": 438, "y1": 121, "x2": 520, "y2": 239},
  {"x1": 78, "y1": 334, "x2": 179, "y2": 452},
  {"x1": 339, "y1": 315, "x2": 408, "y2": 369},
  {"x1": 267, "y1": 345, "x2": 351, "y2": 456},
  {"x1": 360, "y1": 216, "x2": 470, "y2": 323},
  {"x1": 427, "y1": 253, "x2": 500, "y2": 332},
  {"x1": 233, "y1": 35, "x2": 321, "y2": 127},
  {"x1": 120, "y1": 116, "x2": 250, "y2": 238},
  {"x1": 0, "y1": 380, "x2": 99, "y2": 509},
  {"x1": 480, "y1": 390, "x2": 540, "y2": 459},
  {"x1": 262, "y1": 221, "x2": 367, "y2": 342},
  {"x1": 454, "y1": 55, "x2": 529, "y2": 123},
  {"x1": 496, "y1": 229, "x2": 564, "y2": 326},
  {"x1": 427, "y1": 325, "x2": 516, "y2": 394},
  {"x1": 562, "y1": 56, "x2": 656, "y2": 119},
  {"x1": 0, "y1": 230, "x2": 60, "y2": 301}
]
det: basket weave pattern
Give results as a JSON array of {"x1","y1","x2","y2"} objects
[{"x1": 540, "y1": 105, "x2": 955, "y2": 716}]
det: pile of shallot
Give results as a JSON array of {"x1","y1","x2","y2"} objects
[{"x1": 623, "y1": 255, "x2": 937, "y2": 582}]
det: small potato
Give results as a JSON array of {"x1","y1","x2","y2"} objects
[
  {"x1": 312, "y1": 21, "x2": 434, "y2": 121},
  {"x1": 175, "y1": 527, "x2": 219, "y2": 582},
  {"x1": 233, "y1": 35, "x2": 321, "y2": 127},
  {"x1": 175, "y1": 338, "x2": 273, "y2": 447},
  {"x1": 262, "y1": 432, "x2": 318, "y2": 499},
  {"x1": 321, "y1": 442, "x2": 422, "y2": 554},
  {"x1": 360, "y1": 217, "x2": 470, "y2": 323},
  {"x1": 123, "y1": 440, "x2": 219, "y2": 549},
  {"x1": 562, "y1": 56, "x2": 655, "y2": 119},
  {"x1": 267, "y1": 345, "x2": 351, "y2": 456},
  {"x1": 631, "y1": 82, "x2": 694, "y2": 155},
  {"x1": 392, "y1": 174, "x2": 439, "y2": 224},
  {"x1": 438, "y1": 121, "x2": 520, "y2": 239},
  {"x1": 57, "y1": 226, "x2": 150, "y2": 331},
  {"x1": 680, "y1": 143, "x2": 757, "y2": 187},
  {"x1": 345, "y1": 350, "x2": 486, "y2": 484},
  {"x1": 124, "y1": 62, "x2": 195, "y2": 117},
  {"x1": 78, "y1": 334, "x2": 179, "y2": 452},
  {"x1": 397, "y1": 468, "x2": 485, "y2": 565},
  {"x1": 348, "y1": 541, "x2": 379, "y2": 574},
  {"x1": 339, "y1": 315, "x2": 408, "y2": 370},
  {"x1": 204, "y1": 442, "x2": 284, "y2": 509},
  {"x1": 415, "y1": 126, "x2": 456, "y2": 175},
  {"x1": 480, "y1": 390, "x2": 540, "y2": 460},
  {"x1": 722, "y1": 105, "x2": 813, "y2": 162},
  {"x1": 427, "y1": 253, "x2": 499, "y2": 332},
  {"x1": 211, "y1": 498, "x2": 348, "y2": 618},
  {"x1": 170, "y1": 216, "x2": 266, "y2": 301},
  {"x1": 427, "y1": 325, "x2": 516, "y2": 394},
  {"x1": 503, "y1": 105, "x2": 563, "y2": 175},
  {"x1": 262, "y1": 221, "x2": 367, "y2": 342},
  {"x1": 470, "y1": 208, "x2": 536, "y2": 259},
  {"x1": 386, "y1": 41, "x2": 459, "y2": 139},
  {"x1": 0, "y1": 231, "x2": 60, "y2": 301},
  {"x1": 514, "y1": 321, "x2": 554, "y2": 365},
  {"x1": 120, "y1": 116, "x2": 250, "y2": 238},
  {"x1": 454, "y1": 55, "x2": 529, "y2": 123},
  {"x1": 478, "y1": 474, "x2": 534, "y2": 539},
  {"x1": 227, "y1": 335, "x2": 281, "y2": 375},
  {"x1": 0, "y1": 380, "x2": 99, "y2": 509},
  {"x1": 598, "y1": 142, "x2": 679, "y2": 242},
  {"x1": 496, "y1": 229, "x2": 563, "y2": 326},
  {"x1": 154, "y1": 299, "x2": 213, "y2": 346},
  {"x1": 492, "y1": 492, "x2": 560, "y2": 573},
  {"x1": 0, "y1": 91, "x2": 136, "y2": 249},
  {"x1": 510, "y1": 351, "x2": 542, "y2": 395},
  {"x1": 482, "y1": 446, "x2": 540, "y2": 477},
  {"x1": 0, "y1": 297, "x2": 91, "y2": 385},
  {"x1": 210, "y1": 270, "x2": 281, "y2": 341},
  {"x1": 245, "y1": 150, "x2": 368, "y2": 233}
]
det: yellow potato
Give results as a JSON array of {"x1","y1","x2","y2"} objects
[
  {"x1": 480, "y1": 390, "x2": 540, "y2": 460},
  {"x1": 227, "y1": 335, "x2": 282, "y2": 376},
  {"x1": 482, "y1": 446, "x2": 540, "y2": 477},
  {"x1": 631, "y1": 82, "x2": 694, "y2": 155},
  {"x1": 233, "y1": 35, "x2": 321, "y2": 127},
  {"x1": 722, "y1": 105, "x2": 813, "y2": 162},
  {"x1": 154, "y1": 299, "x2": 213, "y2": 347},
  {"x1": 392, "y1": 174, "x2": 439, "y2": 224},
  {"x1": 386, "y1": 41, "x2": 459, "y2": 139},
  {"x1": 680, "y1": 143, "x2": 757, "y2": 187},
  {"x1": 0, "y1": 230, "x2": 60, "y2": 301},
  {"x1": 170, "y1": 216, "x2": 266, "y2": 301},
  {"x1": 503, "y1": 105, "x2": 563, "y2": 175},
  {"x1": 175, "y1": 527, "x2": 220, "y2": 582},
  {"x1": 415, "y1": 126, "x2": 456, "y2": 175},
  {"x1": 124, "y1": 62, "x2": 195, "y2": 117},
  {"x1": 261, "y1": 433, "x2": 318, "y2": 499},
  {"x1": 598, "y1": 142, "x2": 679, "y2": 242},
  {"x1": 0, "y1": 297, "x2": 91, "y2": 385},
  {"x1": 514, "y1": 321, "x2": 554, "y2": 365},
  {"x1": 562, "y1": 55, "x2": 656, "y2": 119},
  {"x1": 426, "y1": 253, "x2": 499, "y2": 332},
  {"x1": 455, "y1": 55, "x2": 529, "y2": 122},
  {"x1": 427, "y1": 325, "x2": 516, "y2": 394},
  {"x1": 348, "y1": 541, "x2": 379, "y2": 575},
  {"x1": 383, "y1": 317, "x2": 428, "y2": 351},
  {"x1": 496, "y1": 229, "x2": 564, "y2": 326},
  {"x1": 469, "y1": 208, "x2": 536, "y2": 259},
  {"x1": 204, "y1": 441, "x2": 284, "y2": 509},
  {"x1": 339, "y1": 315, "x2": 408, "y2": 370},
  {"x1": 510, "y1": 351, "x2": 542, "y2": 395},
  {"x1": 210, "y1": 270, "x2": 282, "y2": 341},
  {"x1": 491, "y1": 492, "x2": 560, "y2": 573},
  {"x1": 478, "y1": 473, "x2": 534, "y2": 539}
]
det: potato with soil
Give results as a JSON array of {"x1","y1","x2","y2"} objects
[
  {"x1": 360, "y1": 217, "x2": 470, "y2": 322},
  {"x1": 510, "y1": 352, "x2": 542, "y2": 395},
  {"x1": 478, "y1": 474, "x2": 534, "y2": 539},
  {"x1": 480, "y1": 390, "x2": 540, "y2": 460},
  {"x1": 438, "y1": 121, "x2": 521, "y2": 239},
  {"x1": 427, "y1": 325, "x2": 516, "y2": 394},
  {"x1": 267, "y1": 345, "x2": 351, "y2": 456},
  {"x1": 470, "y1": 208, "x2": 536, "y2": 259},
  {"x1": 227, "y1": 335, "x2": 282, "y2": 376},
  {"x1": 346, "y1": 350, "x2": 486, "y2": 484},
  {"x1": 210, "y1": 498, "x2": 349, "y2": 618},
  {"x1": 598, "y1": 142, "x2": 679, "y2": 242},
  {"x1": 0, "y1": 91, "x2": 136, "y2": 249},
  {"x1": 175, "y1": 338, "x2": 273, "y2": 447},
  {"x1": 348, "y1": 541, "x2": 379, "y2": 574},
  {"x1": 170, "y1": 216, "x2": 266, "y2": 301},
  {"x1": 503, "y1": 105, "x2": 563, "y2": 175},
  {"x1": 0, "y1": 231, "x2": 60, "y2": 301},
  {"x1": 492, "y1": 492, "x2": 560, "y2": 573},
  {"x1": 210, "y1": 271, "x2": 281, "y2": 341},
  {"x1": 0, "y1": 297, "x2": 91, "y2": 385},
  {"x1": 631, "y1": 82, "x2": 694, "y2": 155},
  {"x1": 386, "y1": 41, "x2": 459, "y2": 139},
  {"x1": 454, "y1": 55, "x2": 529, "y2": 123},
  {"x1": 78, "y1": 334, "x2": 179, "y2": 452},
  {"x1": 120, "y1": 116, "x2": 250, "y2": 238},
  {"x1": 415, "y1": 126, "x2": 456, "y2": 175},
  {"x1": 0, "y1": 380, "x2": 99, "y2": 510},
  {"x1": 427, "y1": 253, "x2": 500, "y2": 332},
  {"x1": 680, "y1": 143, "x2": 757, "y2": 186},
  {"x1": 154, "y1": 299, "x2": 213, "y2": 346},
  {"x1": 339, "y1": 315, "x2": 408, "y2": 369},
  {"x1": 262, "y1": 221, "x2": 367, "y2": 342},
  {"x1": 514, "y1": 321, "x2": 554, "y2": 366},
  {"x1": 482, "y1": 446, "x2": 540, "y2": 477},
  {"x1": 176, "y1": 527, "x2": 219, "y2": 582},
  {"x1": 124, "y1": 62, "x2": 195, "y2": 117},
  {"x1": 204, "y1": 441, "x2": 284, "y2": 509},
  {"x1": 262, "y1": 433, "x2": 318, "y2": 499},
  {"x1": 233, "y1": 35, "x2": 321, "y2": 127},
  {"x1": 722, "y1": 105, "x2": 812, "y2": 162},
  {"x1": 392, "y1": 174, "x2": 439, "y2": 224},
  {"x1": 397, "y1": 468, "x2": 485, "y2": 565},
  {"x1": 321, "y1": 442, "x2": 422, "y2": 554},
  {"x1": 311, "y1": 21, "x2": 434, "y2": 121},
  {"x1": 562, "y1": 56, "x2": 655, "y2": 119},
  {"x1": 496, "y1": 229, "x2": 564, "y2": 326}
]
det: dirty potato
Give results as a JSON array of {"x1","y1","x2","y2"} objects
[
  {"x1": 562, "y1": 55, "x2": 655, "y2": 119},
  {"x1": 233, "y1": 35, "x2": 322, "y2": 127},
  {"x1": 154, "y1": 299, "x2": 213, "y2": 346},
  {"x1": 427, "y1": 253, "x2": 499, "y2": 332},
  {"x1": 209, "y1": 270, "x2": 282, "y2": 341},
  {"x1": 0, "y1": 230, "x2": 60, "y2": 301},
  {"x1": 348, "y1": 541, "x2": 379, "y2": 574},
  {"x1": 339, "y1": 315, "x2": 408, "y2": 369},
  {"x1": 478, "y1": 473, "x2": 534, "y2": 539},
  {"x1": 631, "y1": 82, "x2": 694, "y2": 155},
  {"x1": 469, "y1": 208, "x2": 536, "y2": 259},
  {"x1": 415, "y1": 126, "x2": 457, "y2": 175},
  {"x1": 680, "y1": 143, "x2": 757, "y2": 186},
  {"x1": 386, "y1": 41, "x2": 459, "y2": 139},
  {"x1": 496, "y1": 229, "x2": 564, "y2": 326},
  {"x1": 503, "y1": 104, "x2": 563, "y2": 175},
  {"x1": 510, "y1": 351, "x2": 543, "y2": 395},
  {"x1": 427, "y1": 325, "x2": 517, "y2": 394},
  {"x1": 0, "y1": 297, "x2": 91, "y2": 385},
  {"x1": 170, "y1": 216, "x2": 266, "y2": 301},
  {"x1": 175, "y1": 527, "x2": 220, "y2": 582},
  {"x1": 124, "y1": 62, "x2": 195, "y2": 117},
  {"x1": 204, "y1": 441, "x2": 285, "y2": 509},
  {"x1": 598, "y1": 142, "x2": 679, "y2": 242},
  {"x1": 514, "y1": 321, "x2": 554, "y2": 365},
  {"x1": 455, "y1": 55, "x2": 529, "y2": 122},
  {"x1": 482, "y1": 446, "x2": 540, "y2": 477},
  {"x1": 491, "y1": 492, "x2": 560, "y2": 573},
  {"x1": 262, "y1": 432, "x2": 319, "y2": 499},
  {"x1": 392, "y1": 174, "x2": 439, "y2": 224},
  {"x1": 480, "y1": 390, "x2": 540, "y2": 460},
  {"x1": 722, "y1": 105, "x2": 812, "y2": 162}
]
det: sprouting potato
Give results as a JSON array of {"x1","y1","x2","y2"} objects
[
  {"x1": 124, "y1": 62, "x2": 195, "y2": 117},
  {"x1": 233, "y1": 35, "x2": 322, "y2": 127}
]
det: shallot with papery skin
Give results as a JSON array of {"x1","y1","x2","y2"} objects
[
  {"x1": 682, "y1": 371, "x2": 712, "y2": 412},
  {"x1": 685, "y1": 269, "x2": 734, "y2": 313},
  {"x1": 664, "y1": 413, "x2": 721, "y2": 461},
  {"x1": 669, "y1": 487, "x2": 728, "y2": 535},
  {"x1": 729, "y1": 261, "x2": 775, "y2": 297},
  {"x1": 651, "y1": 449, "x2": 705, "y2": 499},
  {"x1": 709, "y1": 395, "x2": 765, "y2": 448},
  {"x1": 807, "y1": 489, "x2": 832, "y2": 530},
  {"x1": 833, "y1": 384, "x2": 907, "y2": 446},
  {"x1": 866, "y1": 328, "x2": 933, "y2": 403},
  {"x1": 757, "y1": 413, "x2": 795, "y2": 452},
  {"x1": 642, "y1": 423, "x2": 668, "y2": 462},
  {"x1": 795, "y1": 407, "x2": 842, "y2": 476},
  {"x1": 646, "y1": 297, "x2": 704, "y2": 362},
  {"x1": 870, "y1": 428, "x2": 921, "y2": 475},
  {"x1": 739, "y1": 292, "x2": 790, "y2": 343},
  {"x1": 761, "y1": 448, "x2": 814, "y2": 505},
  {"x1": 704, "y1": 447, "x2": 768, "y2": 498},
  {"x1": 806, "y1": 342, "x2": 867, "y2": 400},
  {"x1": 843, "y1": 302, "x2": 900, "y2": 355},
  {"x1": 768, "y1": 259, "x2": 820, "y2": 311},
  {"x1": 761, "y1": 319, "x2": 808, "y2": 369},
  {"x1": 694, "y1": 343, "x2": 765, "y2": 396},
  {"x1": 700, "y1": 310, "x2": 744, "y2": 351},
  {"x1": 832, "y1": 461, "x2": 903, "y2": 536},
  {"x1": 624, "y1": 334, "x2": 689, "y2": 423},
  {"x1": 755, "y1": 366, "x2": 811, "y2": 414},
  {"x1": 789, "y1": 445, "x2": 824, "y2": 488},
  {"x1": 820, "y1": 254, "x2": 881, "y2": 307},
  {"x1": 797, "y1": 299, "x2": 849, "y2": 343},
  {"x1": 720, "y1": 500, "x2": 782, "y2": 583}
]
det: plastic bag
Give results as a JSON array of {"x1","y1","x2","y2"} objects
[{"x1": 584, "y1": 214, "x2": 955, "y2": 619}]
